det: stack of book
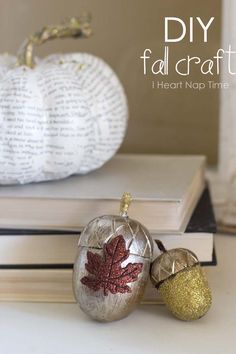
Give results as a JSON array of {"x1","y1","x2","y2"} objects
[{"x1": 0, "y1": 154, "x2": 216, "y2": 303}]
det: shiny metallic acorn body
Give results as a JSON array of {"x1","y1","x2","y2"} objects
[
  {"x1": 151, "y1": 248, "x2": 212, "y2": 321},
  {"x1": 73, "y1": 214, "x2": 153, "y2": 322}
]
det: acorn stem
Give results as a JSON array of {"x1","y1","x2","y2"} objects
[
  {"x1": 155, "y1": 239, "x2": 167, "y2": 253},
  {"x1": 120, "y1": 192, "x2": 132, "y2": 217}
]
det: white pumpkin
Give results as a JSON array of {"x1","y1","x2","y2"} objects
[{"x1": 0, "y1": 17, "x2": 128, "y2": 184}]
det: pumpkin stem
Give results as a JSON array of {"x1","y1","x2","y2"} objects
[{"x1": 16, "y1": 14, "x2": 92, "y2": 69}]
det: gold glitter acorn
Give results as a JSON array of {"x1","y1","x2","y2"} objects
[{"x1": 151, "y1": 240, "x2": 212, "y2": 321}]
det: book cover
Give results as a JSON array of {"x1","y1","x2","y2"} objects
[
  {"x1": 0, "y1": 186, "x2": 216, "y2": 265},
  {"x1": 0, "y1": 154, "x2": 205, "y2": 232}
]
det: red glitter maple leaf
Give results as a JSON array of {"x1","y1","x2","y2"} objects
[{"x1": 80, "y1": 235, "x2": 143, "y2": 296}]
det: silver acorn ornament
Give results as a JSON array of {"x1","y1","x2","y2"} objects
[
  {"x1": 151, "y1": 240, "x2": 212, "y2": 321},
  {"x1": 73, "y1": 193, "x2": 153, "y2": 322}
]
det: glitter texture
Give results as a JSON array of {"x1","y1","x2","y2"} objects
[
  {"x1": 159, "y1": 265, "x2": 212, "y2": 321},
  {"x1": 80, "y1": 235, "x2": 143, "y2": 296}
]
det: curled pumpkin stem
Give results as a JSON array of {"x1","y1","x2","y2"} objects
[{"x1": 17, "y1": 14, "x2": 92, "y2": 69}]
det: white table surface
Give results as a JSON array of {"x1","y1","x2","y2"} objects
[{"x1": 0, "y1": 234, "x2": 235, "y2": 354}]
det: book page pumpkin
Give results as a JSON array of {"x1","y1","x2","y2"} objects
[{"x1": 0, "y1": 17, "x2": 128, "y2": 184}]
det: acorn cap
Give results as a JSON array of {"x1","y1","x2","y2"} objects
[
  {"x1": 151, "y1": 248, "x2": 199, "y2": 288},
  {"x1": 79, "y1": 215, "x2": 153, "y2": 259},
  {"x1": 78, "y1": 193, "x2": 153, "y2": 259}
]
